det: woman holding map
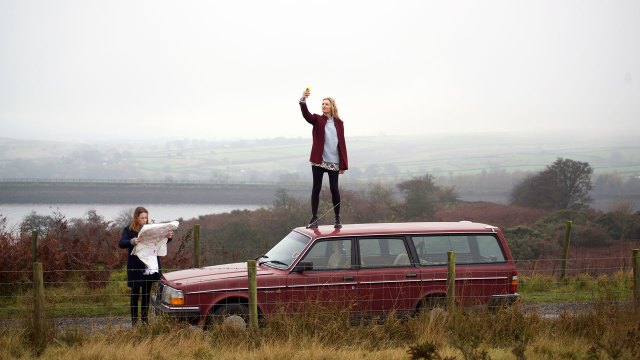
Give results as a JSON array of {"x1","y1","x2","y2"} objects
[
  {"x1": 299, "y1": 87, "x2": 349, "y2": 229},
  {"x1": 119, "y1": 206, "x2": 173, "y2": 326}
]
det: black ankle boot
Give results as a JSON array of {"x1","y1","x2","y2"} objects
[
  {"x1": 334, "y1": 216, "x2": 342, "y2": 229},
  {"x1": 307, "y1": 216, "x2": 318, "y2": 229}
]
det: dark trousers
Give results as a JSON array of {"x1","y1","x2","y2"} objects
[
  {"x1": 130, "y1": 277, "x2": 155, "y2": 325},
  {"x1": 311, "y1": 165, "x2": 340, "y2": 217}
]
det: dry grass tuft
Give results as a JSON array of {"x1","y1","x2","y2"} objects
[{"x1": 3, "y1": 300, "x2": 640, "y2": 359}]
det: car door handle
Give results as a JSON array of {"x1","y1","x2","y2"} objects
[
  {"x1": 405, "y1": 273, "x2": 417, "y2": 278},
  {"x1": 343, "y1": 275, "x2": 354, "y2": 281}
]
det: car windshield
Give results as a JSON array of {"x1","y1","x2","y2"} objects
[{"x1": 260, "y1": 231, "x2": 310, "y2": 269}]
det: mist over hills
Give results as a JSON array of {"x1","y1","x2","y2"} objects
[{"x1": 1, "y1": 132, "x2": 639, "y2": 211}]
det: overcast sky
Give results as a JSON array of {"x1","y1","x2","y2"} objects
[{"x1": 1, "y1": 0, "x2": 638, "y2": 142}]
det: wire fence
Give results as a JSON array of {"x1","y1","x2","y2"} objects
[{"x1": 1, "y1": 254, "x2": 637, "y2": 328}]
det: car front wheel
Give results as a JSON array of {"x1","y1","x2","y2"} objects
[{"x1": 205, "y1": 303, "x2": 249, "y2": 329}]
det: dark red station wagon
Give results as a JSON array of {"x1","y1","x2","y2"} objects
[{"x1": 152, "y1": 222, "x2": 519, "y2": 326}]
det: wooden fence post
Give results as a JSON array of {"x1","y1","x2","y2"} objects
[
  {"x1": 33, "y1": 262, "x2": 46, "y2": 349},
  {"x1": 247, "y1": 259, "x2": 258, "y2": 328},
  {"x1": 560, "y1": 220, "x2": 572, "y2": 281},
  {"x1": 31, "y1": 230, "x2": 46, "y2": 351},
  {"x1": 633, "y1": 249, "x2": 640, "y2": 304},
  {"x1": 194, "y1": 224, "x2": 201, "y2": 267},
  {"x1": 31, "y1": 230, "x2": 38, "y2": 262},
  {"x1": 447, "y1": 250, "x2": 456, "y2": 309}
]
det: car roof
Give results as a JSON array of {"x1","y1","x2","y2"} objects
[{"x1": 295, "y1": 221, "x2": 499, "y2": 239}]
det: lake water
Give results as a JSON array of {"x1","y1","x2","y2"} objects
[{"x1": 0, "y1": 203, "x2": 262, "y2": 229}]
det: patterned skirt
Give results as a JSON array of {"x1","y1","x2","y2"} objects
[{"x1": 311, "y1": 161, "x2": 340, "y2": 172}]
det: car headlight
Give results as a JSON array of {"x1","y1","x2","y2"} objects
[{"x1": 161, "y1": 285, "x2": 185, "y2": 306}]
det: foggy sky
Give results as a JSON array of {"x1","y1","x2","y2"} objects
[{"x1": 1, "y1": 0, "x2": 639, "y2": 142}]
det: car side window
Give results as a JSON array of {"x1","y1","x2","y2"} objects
[
  {"x1": 412, "y1": 234, "x2": 505, "y2": 265},
  {"x1": 359, "y1": 237, "x2": 410, "y2": 268},
  {"x1": 413, "y1": 236, "x2": 448, "y2": 265},
  {"x1": 301, "y1": 239, "x2": 352, "y2": 270}
]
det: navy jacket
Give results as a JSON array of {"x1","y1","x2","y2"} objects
[{"x1": 119, "y1": 226, "x2": 172, "y2": 287}]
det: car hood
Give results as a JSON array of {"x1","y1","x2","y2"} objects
[{"x1": 161, "y1": 262, "x2": 278, "y2": 287}]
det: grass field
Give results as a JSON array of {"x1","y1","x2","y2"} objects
[
  {"x1": 2, "y1": 297, "x2": 639, "y2": 359},
  {"x1": 1, "y1": 271, "x2": 639, "y2": 358}
]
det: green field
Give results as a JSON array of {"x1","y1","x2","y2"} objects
[
  {"x1": 2, "y1": 134, "x2": 639, "y2": 211},
  {"x1": 2, "y1": 133, "x2": 639, "y2": 182}
]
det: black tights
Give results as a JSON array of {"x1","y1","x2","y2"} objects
[
  {"x1": 311, "y1": 165, "x2": 340, "y2": 218},
  {"x1": 130, "y1": 279, "x2": 154, "y2": 325}
]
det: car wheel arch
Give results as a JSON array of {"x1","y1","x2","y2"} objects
[
  {"x1": 415, "y1": 293, "x2": 448, "y2": 312},
  {"x1": 203, "y1": 296, "x2": 264, "y2": 324}
]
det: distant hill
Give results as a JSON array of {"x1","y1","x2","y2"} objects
[{"x1": 1, "y1": 133, "x2": 639, "y2": 211}]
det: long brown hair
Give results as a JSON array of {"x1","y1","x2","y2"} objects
[
  {"x1": 323, "y1": 97, "x2": 339, "y2": 119},
  {"x1": 129, "y1": 206, "x2": 148, "y2": 232}
]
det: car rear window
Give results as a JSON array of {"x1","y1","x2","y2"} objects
[{"x1": 411, "y1": 234, "x2": 506, "y2": 266}]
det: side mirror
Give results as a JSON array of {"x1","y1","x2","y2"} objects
[{"x1": 292, "y1": 261, "x2": 313, "y2": 273}]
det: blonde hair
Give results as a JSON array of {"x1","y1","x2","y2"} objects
[
  {"x1": 323, "y1": 97, "x2": 339, "y2": 119},
  {"x1": 129, "y1": 206, "x2": 148, "y2": 232}
]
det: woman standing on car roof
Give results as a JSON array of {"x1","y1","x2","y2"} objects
[
  {"x1": 119, "y1": 206, "x2": 173, "y2": 326},
  {"x1": 299, "y1": 87, "x2": 349, "y2": 229}
]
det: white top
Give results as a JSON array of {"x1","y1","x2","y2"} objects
[{"x1": 322, "y1": 118, "x2": 339, "y2": 163}]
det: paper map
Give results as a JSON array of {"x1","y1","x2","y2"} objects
[{"x1": 132, "y1": 221, "x2": 179, "y2": 274}]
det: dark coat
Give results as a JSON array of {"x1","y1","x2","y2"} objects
[
  {"x1": 119, "y1": 226, "x2": 172, "y2": 287},
  {"x1": 299, "y1": 101, "x2": 349, "y2": 171}
]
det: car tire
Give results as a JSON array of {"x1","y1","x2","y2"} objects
[
  {"x1": 417, "y1": 295, "x2": 447, "y2": 316},
  {"x1": 205, "y1": 303, "x2": 249, "y2": 329}
]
